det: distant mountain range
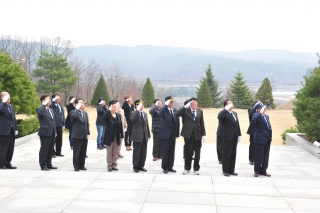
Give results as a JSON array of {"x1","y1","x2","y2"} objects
[{"x1": 74, "y1": 45, "x2": 319, "y2": 87}]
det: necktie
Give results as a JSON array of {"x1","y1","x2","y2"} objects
[
  {"x1": 80, "y1": 111, "x2": 84, "y2": 121},
  {"x1": 48, "y1": 109, "x2": 53, "y2": 119},
  {"x1": 263, "y1": 116, "x2": 269, "y2": 129},
  {"x1": 192, "y1": 110, "x2": 195, "y2": 121},
  {"x1": 7, "y1": 105, "x2": 12, "y2": 116},
  {"x1": 140, "y1": 112, "x2": 145, "y2": 123},
  {"x1": 231, "y1": 112, "x2": 236, "y2": 122},
  {"x1": 170, "y1": 110, "x2": 175, "y2": 120}
]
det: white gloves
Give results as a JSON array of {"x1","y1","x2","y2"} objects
[
  {"x1": 55, "y1": 134, "x2": 57, "y2": 137},
  {"x1": 99, "y1": 100, "x2": 103, "y2": 105},
  {"x1": 2, "y1": 95, "x2": 9, "y2": 103},
  {"x1": 52, "y1": 97, "x2": 58, "y2": 102},
  {"x1": 126, "y1": 97, "x2": 131, "y2": 102},
  {"x1": 76, "y1": 102, "x2": 81, "y2": 110},
  {"x1": 14, "y1": 130, "x2": 18, "y2": 136},
  {"x1": 124, "y1": 128, "x2": 127, "y2": 133},
  {"x1": 184, "y1": 100, "x2": 193, "y2": 108},
  {"x1": 62, "y1": 126, "x2": 65, "y2": 130},
  {"x1": 42, "y1": 100, "x2": 49, "y2": 106},
  {"x1": 87, "y1": 135, "x2": 90, "y2": 140},
  {"x1": 165, "y1": 100, "x2": 170, "y2": 105},
  {"x1": 108, "y1": 105, "x2": 112, "y2": 111},
  {"x1": 313, "y1": 141, "x2": 320, "y2": 147},
  {"x1": 137, "y1": 103, "x2": 142, "y2": 111},
  {"x1": 202, "y1": 136, "x2": 206, "y2": 143},
  {"x1": 70, "y1": 98, "x2": 75, "y2": 104},
  {"x1": 260, "y1": 106, "x2": 265, "y2": 114},
  {"x1": 237, "y1": 136, "x2": 242, "y2": 142},
  {"x1": 154, "y1": 101, "x2": 159, "y2": 106},
  {"x1": 225, "y1": 103, "x2": 233, "y2": 111}
]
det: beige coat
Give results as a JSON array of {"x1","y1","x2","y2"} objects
[{"x1": 117, "y1": 109, "x2": 128, "y2": 135}]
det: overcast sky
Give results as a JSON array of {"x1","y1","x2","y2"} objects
[{"x1": 1, "y1": 0, "x2": 319, "y2": 53}]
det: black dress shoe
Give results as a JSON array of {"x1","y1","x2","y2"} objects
[
  {"x1": 139, "y1": 168, "x2": 147, "y2": 172},
  {"x1": 41, "y1": 167, "x2": 50, "y2": 171},
  {"x1": 75, "y1": 169, "x2": 79, "y2": 172},
  {"x1": 230, "y1": 173, "x2": 238, "y2": 176},
  {"x1": 56, "y1": 154, "x2": 64, "y2": 157},
  {"x1": 47, "y1": 166, "x2": 58, "y2": 169},
  {"x1": 168, "y1": 168, "x2": 176, "y2": 173},
  {"x1": 112, "y1": 168, "x2": 118, "y2": 171},
  {"x1": 79, "y1": 167, "x2": 87, "y2": 170},
  {"x1": 223, "y1": 172, "x2": 230, "y2": 177},
  {"x1": 134, "y1": 169, "x2": 139, "y2": 173},
  {"x1": 52, "y1": 155, "x2": 56, "y2": 158},
  {"x1": 6, "y1": 166, "x2": 17, "y2": 169},
  {"x1": 0, "y1": 166, "x2": 7, "y2": 169},
  {"x1": 108, "y1": 168, "x2": 112, "y2": 172},
  {"x1": 163, "y1": 169, "x2": 168, "y2": 174},
  {"x1": 249, "y1": 161, "x2": 254, "y2": 165}
]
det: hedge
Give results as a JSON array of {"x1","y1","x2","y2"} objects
[{"x1": 16, "y1": 117, "x2": 39, "y2": 138}]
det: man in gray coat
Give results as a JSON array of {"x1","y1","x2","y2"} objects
[
  {"x1": 131, "y1": 99, "x2": 151, "y2": 173},
  {"x1": 70, "y1": 98, "x2": 90, "y2": 172},
  {"x1": 0, "y1": 92, "x2": 18, "y2": 169},
  {"x1": 149, "y1": 98, "x2": 163, "y2": 161},
  {"x1": 36, "y1": 95, "x2": 57, "y2": 171}
]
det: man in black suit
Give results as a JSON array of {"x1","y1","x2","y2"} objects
[
  {"x1": 246, "y1": 99, "x2": 260, "y2": 165},
  {"x1": 158, "y1": 96, "x2": 180, "y2": 174},
  {"x1": 218, "y1": 99, "x2": 241, "y2": 177},
  {"x1": 0, "y1": 92, "x2": 18, "y2": 169},
  {"x1": 252, "y1": 103, "x2": 272, "y2": 177},
  {"x1": 176, "y1": 97, "x2": 205, "y2": 175},
  {"x1": 70, "y1": 98, "x2": 90, "y2": 172},
  {"x1": 50, "y1": 94, "x2": 65, "y2": 157},
  {"x1": 130, "y1": 99, "x2": 151, "y2": 173},
  {"x1": 36, "y1": 95, "x2": 58, "y2": 171},
  {"x1": 149, "y1": 99, "x2": 163, "y2": 161}
]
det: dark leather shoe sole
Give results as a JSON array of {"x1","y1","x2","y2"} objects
[
  {"x1": 223, "y1": 173, "x2": 230, "y2": 177},
  {"x1": 79, "y1": 167, "x2": 87, "y2": 170},
  {"x1": 139, "y1": 168, "x2": 147, "y2": 172},
  {"x1": 41, "y1": 168, "x2": 50, "y2": 171},
  {"x1": 47, "y1": 167, "x2": 58, "y2": 169},
  {"x1": 56, "y1": 155, "x2": 64, "y2": 157},
  {"x1": 168, "y1": 169, "x2": 176, "y2": 173},
  {"x1": 230, "y1": 173, "x2": 238, "y2": 176},
  {"x1": 134, "y1": 169, "x2": 139, "y2": 173},
  {"x1": 0, "y1": 167, "x2": 7, "y2": 169},
  {"x1": 112, "y1": 168, "x2": 118, "y2": 171},
  {"x1": 163, "y1": 170, "x2": 168, "y2": 174},
  {"x1": 75, "y1": 169, "x2": 79, "y2": 172},
  {"x1": 6, "y1": 166, "x2": 17, "y2": 169}
]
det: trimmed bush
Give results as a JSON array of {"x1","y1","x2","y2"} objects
[
  {"x1": 16, "y1": 117, "x2": 39, "y2": 138},
  {"x1": 281, "y1": 126, "x2": 299, "y2": 142}
]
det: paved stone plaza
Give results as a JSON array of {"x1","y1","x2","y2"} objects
[{"x1": 0, "y1": 138, "x2": 320, "y2": 213}]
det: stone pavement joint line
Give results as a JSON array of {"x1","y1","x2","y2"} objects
[{"x1": 0, "y1": 138, "x2": 320, "y2": 212}]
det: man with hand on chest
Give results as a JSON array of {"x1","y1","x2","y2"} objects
[{"x1": 0, "y1": 92, "x2": 18, "y2": 170}]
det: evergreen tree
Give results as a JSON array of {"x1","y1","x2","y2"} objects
[
  {"x1": 141, "y1": 77, "x2": 155, "y2": 107},
  {"x1": 197, "y1": 78, "x2": 213, "y2": 108},
  {"x1": 293, "y1": 67, "x2": 320, "y2": 141},
  {"x1": 33, "y1": 51, "x2": 77, "y2": 96},
  {"x1": 91, "y1": 75, "x2": 110, "y2": 105},
  {"x1": 0, "y1": 52, "x2": 39, "y2": 115},
  {"x1": 230, "y1": 71, "x2": 253, "y2": 109},
  {"x1": 205, "y1": 64, "x2": 222, "y2": 107},
  {"x1": 255, "y1": 78, "x2": 275, "y2": 109}
]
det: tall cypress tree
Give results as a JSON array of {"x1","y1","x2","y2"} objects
[
  {"x1": 91, "y1": 75, "x2": 110, "y2": 105},
  {"x1": 205, "y1": 64, "x2": 222, "y2": 107},
  {"x1": 141, "y1": 77, "x2": 155, "y2": 107},
  {"x1": 0, "y1": 52, "x2": 39, "y2": 115},
  {"x1": 197, "y1": 78, "x2": 213, "y2": 108},
  {"x1": 230, "y1": 71, "x2": 253, "y2": 109},
  {"x1": 255, "y1": 77, "x2": 275, "y2": 109}
]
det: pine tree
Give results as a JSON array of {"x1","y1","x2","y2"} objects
[
  {"x1": 91, "y1": 75, "x2": 110, "y2": 105},
  {"x1": 255, "y1": 78, "x2": 275, "y2": 109},
  {"x1": 230, "y1": 71, "x2": 253, "y2": 109},
  {"x1": 33, "y1": 51, "x2": 77, "y2": 96},
  {"x1": 205, "y1": 64, "x2": 222, "y2": 107},
  {"x1": 293, "y1": 67, "x2": 320, "y2": 141},
  {"x1": 0, "y1": 52, "x2": 39, "y2": 115},
  {"x1": 197, "y1": 78, "x2": 213, "y2": 108},
  {"x1": 141, "y1": 77, "x2": 155, "y2": 107}
]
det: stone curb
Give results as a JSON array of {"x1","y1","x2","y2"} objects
[{"x1": 286, "y1": 133, "x2": 320, "y2": 158}]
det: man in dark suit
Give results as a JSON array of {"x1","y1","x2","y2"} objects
[
  {"x1": 70, "y1": 98, "x2": 90, "y2": 172},
  {"x1": 216, "y1": 110, "x2": 224, "y2": 164},
  {"x1": 149, "y1": 98, "x2": 163, "y2": 161},
  {"x1": 218, "y1": 99, "x2": 241, "y2": 177},
  {"x1": 0, "y1": 92, "x2": 18, "y2": 169},
  {"x1": 158, "y1": 96, "x2": 180, "y2": 174},
  {"x1": 252, "y1": 103, "x2": 272, "y2": 177},
  {"x1": 176, "y1": 97, "x2": 205, "y2": 175},
  {"x1": 50, "y1": 94, "x2": 65, "y2": 157},
  {"x1": 36, "y1": 95, "x2": 58, "y2": 171},
  {"x1": 130, "y1": 99, "x2": 151, "y2": 173},
  {"x1": 246, "y1": 99, "x2": 260, "y2": 165}
]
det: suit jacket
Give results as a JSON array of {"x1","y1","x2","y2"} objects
[
  {"x1": 216, "y1": 110, "x2": 224, "y2": 138},
  {"x1": 252, "y1": 113, "x2": 272, "y2": 144},
  {"x1": 217, "y1": 109, "x2": 241, "y2": 141},
  {"x1": 102, "y1": 111, "x2": 124, "y2": 146},
  {"x1": 176, "y1": 107, "x2": 205, "y2": 140},
  {"x1": 130, "y1": 110, "x2": 151, "y2": 143},
  {"x1": 70, "y1": 109, "x2": 90, "y2": 139},
  {"x1": 0, "y1": 102, "x2": 18, "y2": 135},
  {"x1": 49, "y1": 102, "x2": 65, "y2": 127},
  {"x1": 246, "y1": 107, "x2": 257, "y2": 135},
  {"x1": 157, "y1": 106, "x2": 180, "y2": 140},
  {"x1": 65, "y1": 103, "x2": 75, "y2": 130},
  {"x1": 36, "y1": 105, "x2": 57, "y2": 137}
]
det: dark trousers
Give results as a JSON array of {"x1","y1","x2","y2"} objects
[
  {"x1": 254, "y1": 142, "x2": 270, "y2": 175},
  {"x1": 184, "y1": 132, "x2": 201, "y2": 171},
  {"x1": 216, "y1": 135, "x2": 223, "y2": 162},
  {"x1": 222, "y1": 135, "x2": 238, "y2": 174},
  {"x1": 152, "y1": 132, "x2": 161, "y2": 158},
  {"x1": 124, "y1": 124, "x2": 132, "y2": 146},
  {"x1": 53, "y1": 127, "x2": 62, "y2": 155},
  {"x1": 39, "y1": 134, "x2": 55, "y2": 169},
  {"x1": 249, "y1": 134, "x2": 255, "y2": 162},
  {"x1": 73, "y1": 138, "x2": 88, "y2": 169},
  {"x1": 132, "y1": 137, "x2": 147, "y2": 169},
  {"x1": 160, "y1": 135, "x2": 176, "y2": 170},
  {"x1": 0, "y1": 128, "x2": 15, "y2": 167}
]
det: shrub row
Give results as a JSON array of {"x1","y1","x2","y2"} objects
[{"x1": 16, "y1": 117, "x2": 39, "y2": 138}]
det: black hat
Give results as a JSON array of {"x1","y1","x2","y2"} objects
[
  {"x1": 255, "y1": 103, "x2": 265, "y2": 109},
  {"x1": 184, "y1": 99, "x2": 190, "y2": 105},
  {"x1": 189, "y1": 97, "x2": 198, "y2": 102},
  {"x1": 165, "y1": 96, "x2": 174, "y2": 102},
  {"x1": 134, "y1": 99, "x2": 143, "y2": 106},
  {"x1": 153, "y1": 99, "x2": 160, "y2": 104}
]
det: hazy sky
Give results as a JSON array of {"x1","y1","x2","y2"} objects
[{"x1": 1, "y1": 0, "x2": 319, "y2": 53}]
